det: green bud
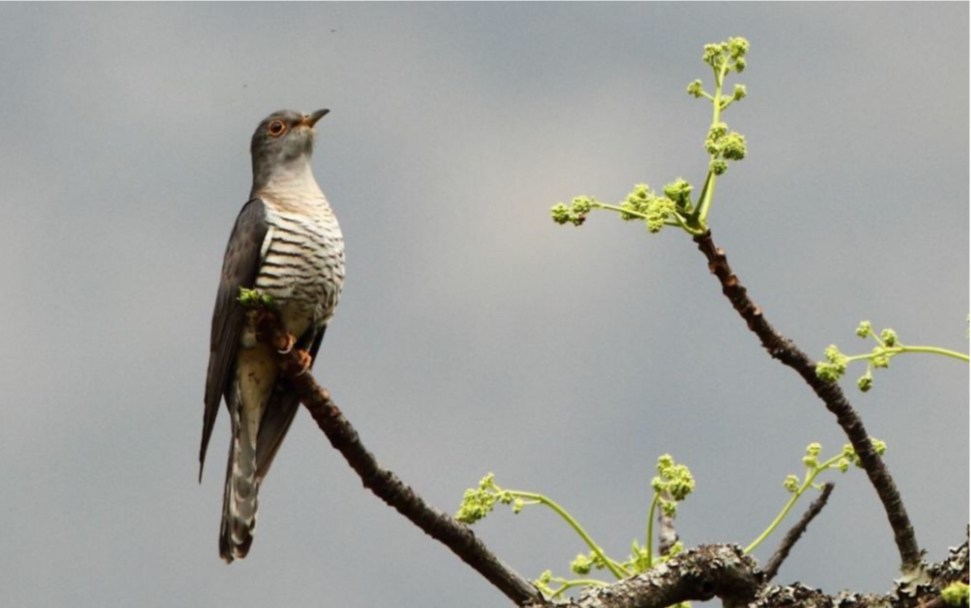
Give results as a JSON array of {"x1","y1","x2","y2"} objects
[
  {"x1": 663, "y1": 178, "x2": 693, "y2": 207},
  {"x1": 856, "y1": 320, "x2": 872, "y2": 338},
  {"x1": 630, "y1": 183, "x2": 652, "y2": 200},
  {"x1": 870, "y1": 438, "x2": 887, "y2": 456},
  {"x1": 858, "y1": 370, "x2": 873, "y2": 392},
  {"x1": 734, "y1": 57, "x2": 747, "y2": 73},
  {"x1": 710, "y1": 160, "x2": 728, "y2": 175},
  {"x1": 728, "y1": 37, "x2": 750, "y2": 59},
  {"x1": 645, "y1": 196, "x2": 677, "y2": 234},
  {"x1": 941, "y1": 582, "x2": 969, "y2": 606},
  {"x1": 571, "y1": 196, "x2": 594, "y2": 215},
  {"x1": 732, "y1": 84, "x2": 747, "y2": 101},
  {"x1": 880, "y1": 328, "x2": 898, "y2": 347},
  {"x1": 665, "y1": 467, "x2": 695, "y2": 501},
  {"x1": 664, "y1": 177, "x2": 692, "y2": 207},
  {"x1": 815, "y1": 362, "x2": 843, "y2": 382},
  {"x1": 571, "y1": 553, "x2": 593, "y2": 575},
  {"x1": 687, "y1": 79, "x2": 705, "y2": 98},
  {"x1": 621, "y1": 184, "x2": 656, "y2": 221},
  {"x1": 806, "y1": 443, "x2": 822, "y2": 457},
  {"x1": 703, "y1": 43, "x2": 724, "y2": 68},
  {"x1": 238, "y1": 287, "x2": 261, "y2": 308},
  {"x1": 455, "y1": 486, "x2": 497, "y2": 524},
  {"x1": 838, "y1": 458, "x2": 850, "y2": 473},
  {"x1": 720, "y1": 132, "x2": 747, "y2": 160},
  {"x1": 824, "y1": 345, "x2": 847, "y2": 365},
  {"x1": 784, "y1": 475, "x2": 800, "y2": 493},
  {"x1": 646, "y1": 216, "x2": 665, "y2": 233},
  {"x1": 551, "y1": 203, "x2": 571, "y2": 225},
  {"x1": 817, "y1": 346, "x2": 848, "y2": 381},
  {"x1": 661, "y1": 499, "x2": 678, "y2": 517},
  {"x1": 667, "y1": 473, "x2": 695, "y2": 501}
]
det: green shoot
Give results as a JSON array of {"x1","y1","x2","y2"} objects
[
  {"x1": 551, "y1": 37, "x2": 750, "y2": 236},
  {"x1": 816, "y1": 320, "x2": 969, "y2": 392},
  {"x1": 745, "y1": 439, "x2": 886, "y2": 554}
]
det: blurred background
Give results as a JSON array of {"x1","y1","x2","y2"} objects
[{"x1": 0, "y1": 4, "x2": 967, "y2": 607}]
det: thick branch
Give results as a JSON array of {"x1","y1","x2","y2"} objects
[
  {"x1": 539, "y1": 539, "x2": 966, "y2": 608},
  {"x1": 256, "y1": 312, "x2": 542, "y2": 605},
  {"x1": 693, "y1": 231, "x2": 921, "y2": 572},
  {"x1": 763, "y1": 482, "x2": 835, "y2": 581},
  {"x1": 562, "y1": 545, "x2": 763, "y2": 608},
  {"x1": 298, "y1": 380, "x2": 541, "y2": 604}
]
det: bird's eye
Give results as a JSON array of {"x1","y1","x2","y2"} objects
[{"x1": 267, "y1": 120, "x2": 287, "y2": 137}]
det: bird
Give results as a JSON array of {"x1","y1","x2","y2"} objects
[{"x1": 199, "y1": 109, "x2": 345, "y2": 562}]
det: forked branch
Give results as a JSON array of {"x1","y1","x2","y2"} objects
[{"x1": 693, "y1": 231, "x2": 921, "y2": 572}]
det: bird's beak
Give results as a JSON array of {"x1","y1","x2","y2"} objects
[{"x1": 302, "y1": 109, "x2": 330, "y2": 129}]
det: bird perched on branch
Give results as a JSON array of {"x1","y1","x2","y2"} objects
[{"x1": 199, "y1": 109, "x2": 345, "y2": 562}]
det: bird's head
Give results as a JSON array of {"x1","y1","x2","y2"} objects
[{"x1": 250, "y1": 109, "x2": 329, "y2": 189}]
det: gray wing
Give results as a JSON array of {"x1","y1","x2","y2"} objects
[
  {"x1": 200, "y1": 198, "x2": 269, "y2": 481},
  {"x1": 254, "y1": 327, "x2": 326, "y2": 480}
]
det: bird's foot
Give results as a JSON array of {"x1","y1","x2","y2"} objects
[
  {"x1": 275, "y1": 332, "x2": 297, "y2": 354},
  {"x1": 293, "y1": 349, "x2": 313, "y2": 376}
]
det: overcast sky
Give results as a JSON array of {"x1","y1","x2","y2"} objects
[{"x1": 0, "y1": 4, "x2": 967, "y2": 608}]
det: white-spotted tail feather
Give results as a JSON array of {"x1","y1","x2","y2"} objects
[{"x1": 219, "y1": 386, "x2": 261, "y2": 562}]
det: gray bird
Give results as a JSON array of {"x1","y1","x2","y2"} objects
[{"x1": 199, "y1": 109, "x2": 345, "y2": 562}]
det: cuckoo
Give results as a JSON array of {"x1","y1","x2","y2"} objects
[{"x1": 199, "y1": 109, "x2": 345, "y2": 562}]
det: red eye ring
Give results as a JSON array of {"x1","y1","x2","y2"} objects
[{"x1": 267, "y1": 120, "x2": 287, "y2": 137}]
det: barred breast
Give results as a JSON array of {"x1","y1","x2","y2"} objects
[{"x1": 254, "y1": 197, "x2": 346, "y2": 339}]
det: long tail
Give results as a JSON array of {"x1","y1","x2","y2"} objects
[{"x1": 219, "y1": 390, "x2": 260, "y2": 563}]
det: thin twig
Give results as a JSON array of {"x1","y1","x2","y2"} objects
[
  {"x1": 763, "y1": 483, "x2": 835, "y2": 582},
  {"x1": 255, "y1": 311, "x2": 542, "y2": 606},
  {"x1": 658, "y1": 490, "x2": 679, "y2": 557},
  {"x1": 693, "y1": 231, "x2": 921, "y2": 572}
]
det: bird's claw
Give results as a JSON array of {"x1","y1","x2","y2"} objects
[
  {"x1": 293, "y1": 349, "x2": 313, "y2": 375},
  {"x1": 276, "y1": 332, "x2": 297, "y2": 354}
]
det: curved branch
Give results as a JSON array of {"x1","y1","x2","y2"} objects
[
  {"x1": 693, "y1": 231, "x2": 921, "y2": 572},
  {"x1": 255, "y1": 311, "x2": 542, "y2": 606}
]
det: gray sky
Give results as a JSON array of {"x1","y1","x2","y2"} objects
[{"x1": 0, "y1": 4, "x2": 967, "y2": 608}]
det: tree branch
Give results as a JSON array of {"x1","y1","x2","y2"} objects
[
  {"x1": 657, "y1": 490, "x2": 679, "y2": 557},
  {"x1": 245, "y1": 297, "x2": 967, "y2": 608},
  {"x1": 254, "y1": 311, "x2": 542, "y2": 606},
  {"x1": 537, "y1": 538, "x2": 966, "y2": 608},
  {"x1": 693, "y1": 231, "x2": 921, "y2": 572},
  {"x1": 763, "y1": 482, "x2": 835, "y2": 582},
  {"x1": 562, "y1": 545, "x2": 763, "y2": 608}
]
